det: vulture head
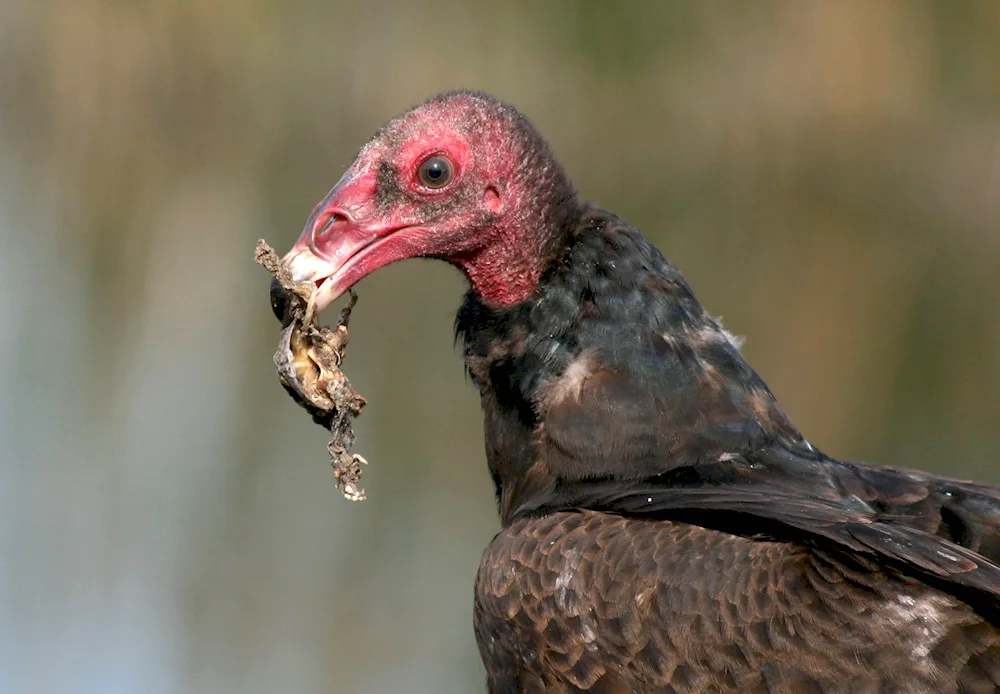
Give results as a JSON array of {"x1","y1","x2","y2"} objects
[{"x1": 278, "y1": 91, "x2": 579, "y2": 314}]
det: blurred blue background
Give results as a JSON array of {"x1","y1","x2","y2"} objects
[{"x1": 1, "y1": 2, "x2": 998, "y2": 692}]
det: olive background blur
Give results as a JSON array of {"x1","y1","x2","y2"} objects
[{"x1": 2, "y1": 2, "x2": 998, "y2": 693}]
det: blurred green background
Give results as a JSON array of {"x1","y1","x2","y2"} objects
[{"x1": 1, "y1": 2, "x2": 998, "y2": 692}]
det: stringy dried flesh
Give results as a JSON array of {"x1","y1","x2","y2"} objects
[{"x1": 255, "y1": 239, "x2": 368, "y2": 501}]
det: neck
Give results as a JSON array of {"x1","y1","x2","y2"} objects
[
  {"x1": 455, "y1": 190, "x2": 581, "y2": 308},
  {"x1": 454, "y1": 227, "x2": 553, "y2": 306}
]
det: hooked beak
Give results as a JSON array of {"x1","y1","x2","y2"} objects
[
  {"x1": 280, "y1": 226, "x2": 370, "y2": 319},
  {"x1": 277, "y1": 172, "x2": 426, "y2": 319}
]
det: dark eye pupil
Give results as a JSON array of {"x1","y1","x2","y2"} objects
[{"x1": 419, "y1": 156, "x2": 451, "y2": 188}]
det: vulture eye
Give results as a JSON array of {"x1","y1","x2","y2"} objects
[{"x1": 417, "y1": 156, "x2": 453, "y2": 189}]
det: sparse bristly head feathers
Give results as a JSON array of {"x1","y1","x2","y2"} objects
[{"x1": 281, "y1": 91, "x2": 580, "y2": 311}]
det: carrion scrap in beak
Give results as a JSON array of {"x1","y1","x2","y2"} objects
[
  {"x1": 255, "y1": 239, "x2": 370, "y2": 502},
  {"x1": 280, "y1": 242, "x2": 348, "y2": 317}
]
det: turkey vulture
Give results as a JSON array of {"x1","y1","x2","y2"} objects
[{"x1": 275, "y1": 91, "x2": 1000, "y2": 693}]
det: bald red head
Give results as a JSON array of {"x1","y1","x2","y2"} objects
[{"x1": 281, "y1": 91, "x2": 579, "y2": 311}]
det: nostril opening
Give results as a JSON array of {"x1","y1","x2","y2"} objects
[{"x1": 314, "y1": 211, "x2": 349, "y2": 241}]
